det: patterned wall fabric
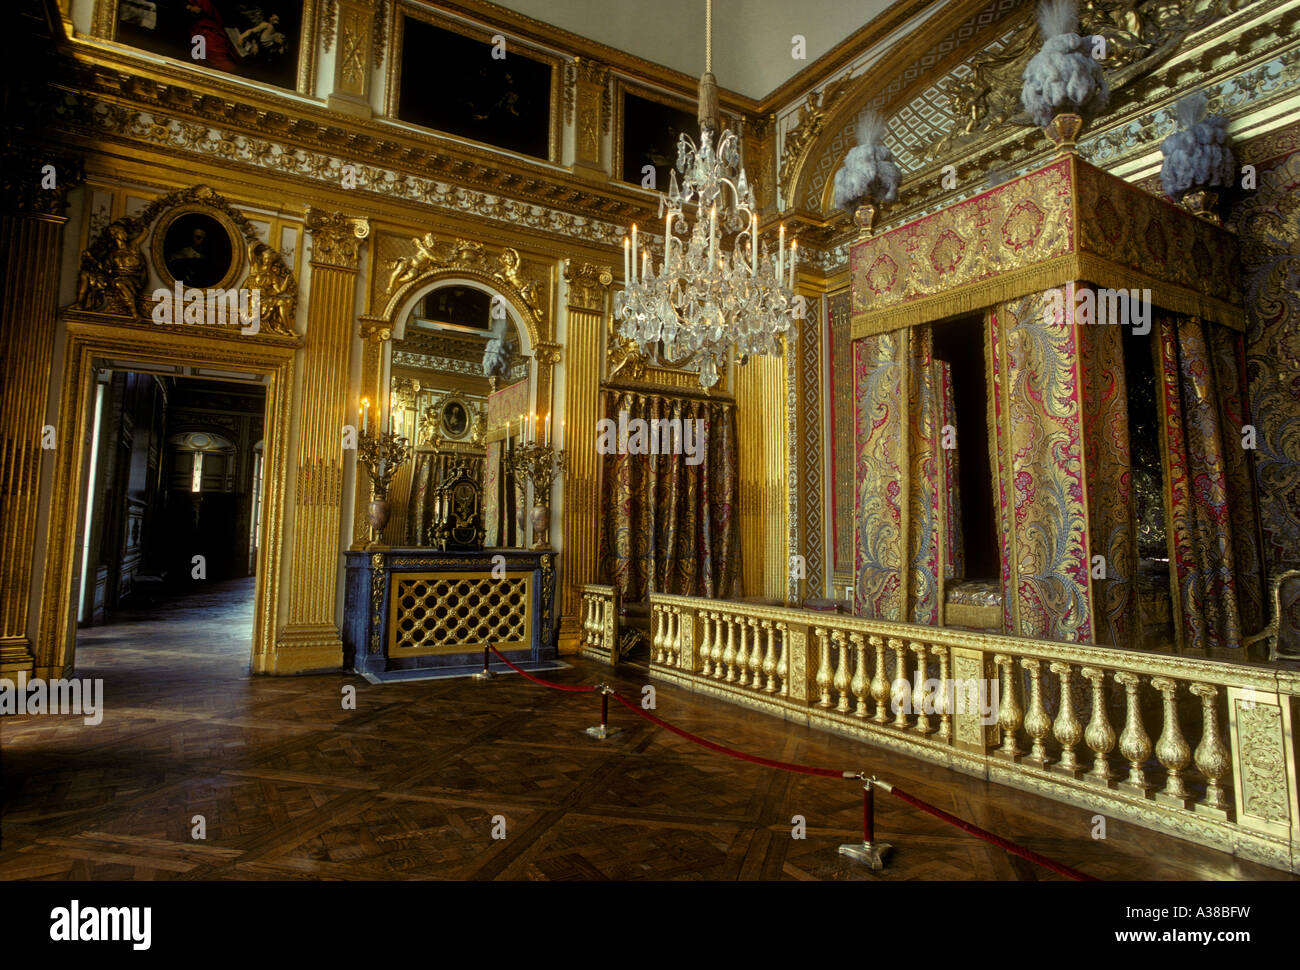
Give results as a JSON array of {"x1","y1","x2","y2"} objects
[
  {"x1": 798, "y1": 300, "x2": 825, "y2": 597},
  {"x1": 1232, "y1": 146, "x2": 1300, "y2": 585},
  {"x1": 829, "y1": 289, "x2": 854, "y2": 580},
  {"x1": 1079, "y1": 322, "x2": 1136, "y2": 648},
  {"x1": 907, "y1": 326, "x2": 943, "y2": 625},
  {"x1": 484, "y1": 440, "x2": 500, "y2": 547},
  {"x1": 986, "y1": 287, "x2": 1094, "y2": 642},
  {"x1": 1155, "y1": 316, "x2": 1265, "y2": 650},
  {"x1": 939, "y1": 361, "x2": 965, "y2": 581},
  {"x1": 597, "y1": 390, "x2": 740, "y2": 602}
]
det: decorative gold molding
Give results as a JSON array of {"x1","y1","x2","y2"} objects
[
  {"x1": 305, "y1": 207, "x2": 370, "y2": 269},
  {"x1": 562, "y1": 259, "x2": 612, "y2": 312}
]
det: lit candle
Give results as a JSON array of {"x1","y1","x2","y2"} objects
[
  {"x1": 709, "y1": 205, "x2": 717, "y2": 266},
  {"x1": 778, "y1": 223, "x2": 785, "y2": 280},
  {"x1": 623, "y1": 236, "x2": 630, "y2": 283},
  {"x1": 641, "y1": 249, "x2": 649, "y2": 280},
  {"x1": 631, "y1": 224, "x2": 638, "y2": 283},
  {"x1": 789, "y1": 239, "x2": 798, "y2": 288},
  {"x1": 362, "y1": 398, "x2": 369, "y2": 433},
  {"x1": 545, "y1": 413, "x2": 551, "y2": 448},
  {"x1": 665, "y1": 212, "x2": 673, "y2": 253},
  {"x1": 751, "y1": 214, "x2": 758, "y2": 275}
]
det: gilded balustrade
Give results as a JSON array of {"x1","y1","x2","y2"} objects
[
  {"x1": 611, "y1": 588, "x2": 1300, "y2": 874},
  {"x1": 579, "y1": 585, "x2": 618, "y2": 665}
]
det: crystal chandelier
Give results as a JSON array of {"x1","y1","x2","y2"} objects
[{"x1": 613, "y1": 0, "x2": 798, "y2": 390}]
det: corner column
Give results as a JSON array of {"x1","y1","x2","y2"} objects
[
  {"x1": 268, "y1": 207, "x2": 369, "y2": 672},
  {"x1": 0, "y1": 150, "x2": 79, "y2": 675},
  {"x1": 557, "y1": 260, "x2": 610, "y2": 653}
]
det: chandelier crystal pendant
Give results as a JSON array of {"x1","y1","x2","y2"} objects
[{"x1": 613, "y1": 0, "x2": 798, "y2": 390}]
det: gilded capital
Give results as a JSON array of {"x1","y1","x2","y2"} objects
[
  {"x1": 563, "y1": 259, "x2": 612, "y2": 311},
  {"x1": 305, "y1": 207, "x2": 370, "y2": 268},
  {"x1": 2, "y1": 148, "x2": 82, "y2": 219},
  {"x1": 535, "y1": 341, "x2": 562, "y2": 366}
]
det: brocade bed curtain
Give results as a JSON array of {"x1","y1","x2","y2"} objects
[
  {"x1": 852, "y1": 323, "x2": 962, "y2": 623},
  {"x1": 1154, "y1": 315, "x2": 1265, "y2": 650},
  {"x1": 597, "y1": 389, "x2": 740, "y2": 602}
]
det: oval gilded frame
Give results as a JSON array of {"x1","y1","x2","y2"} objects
[{"x1": 151, "y1": 202, "x2": 246, "y2": 292}]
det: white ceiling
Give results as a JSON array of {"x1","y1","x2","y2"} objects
[{"x1": 491, "y1": 0, "x2": 898, "y2": 100}]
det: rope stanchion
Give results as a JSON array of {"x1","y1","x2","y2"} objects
[
  {"x1": 586, "y1": 686, "x2": 621, "y2": 739},
  {"x1": 838, "y1": 778, "x2": 892, "y2": 870},
  {"x1": 471, "y1": 644, "x2": 495, "y2": 681},
  {"x1": 487, "y1": 645, "x2": 596, "y2": 693},
  {"x1": 494, "y1": 657, "x2": 1096, "y2": 881}
]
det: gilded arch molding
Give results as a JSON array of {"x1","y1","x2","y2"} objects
[{"x1": 364, "y1": 231, "x2": 551, "y2": 349}]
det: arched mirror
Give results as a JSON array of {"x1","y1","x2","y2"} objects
[{"x1": 385, "y1": 282, "x2": 530, "y2": 547}]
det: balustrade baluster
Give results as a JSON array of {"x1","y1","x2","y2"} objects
[
  {"x1": 1189, "y1": 683, "x2": 1231, "y2": 812},
  {"x1": 1114, "y1": 672, "x2": 1152, "y2": 795},
  {"x1": 911, "y1": 642, "x2": 931, "y2": 734},
  {"x1": 775, "y1": 622, "x2": 789, "y2": 696},
  {"x1": 851, "y1": 633, "x2": 869, "y2": 718},
  {"x1": 993, "y1": 654, "x2": 1022, "y2": 759},
  {"x1": 1151, "y1": 677, "x2": 1193, "y2": 807},
  {"x1": 1080, "y1": 666, "x2": 1117, "y2": 785},
  {"x1": 1021, "y1": 658, "x2": 1052, "y2": 767},
  {"x1": 735, "y1": 615, "x2": 751, "y2": 686},
  {"x1": 890, "y1": 638, "x2": 910, "y2": 729},
  {"x1": 870, "y1": 637, "x2": 890, "y2": 724},
  {"x1": 748, "y1": 618, "x2": 764, "y2": 689},
  {"x1": 762, "y1": 621, "x2": 777, "y2": 693},
  {"x1": 652, "y1": 607, "x2": 665, "y2": 664},
  {"x1": 815, "y1": 627, "x2": 833, "y2": 708},
  {"x1": 933, "y1": 644, "x2": 951, "y2": 741},
  {"x1": 722, "y1": 614, "x2": 738, "y2": 682},
  {"x1": 698, "y1": 610, "x2": 714, "y2": 677},
  {"x1": 833, "y1": 632, "x2": 852, "y2": 713},
  {"x1": 1048, "y1": 662, "x2": 1084, "y2": 777}
]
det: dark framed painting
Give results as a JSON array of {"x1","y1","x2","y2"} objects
[
  {"x1": 420, "y1": 285, "x2": 492, "y2": 330},
  {"x1": 396, "y1": 15, "x2": 553, "y2": 161},
  {"x1": 153, "y1": 206, "x2": 242, "y2": 290},
  {"x1": 115, "y1": 0, "x2": 304, "y2": 91},
  {"x1": 440, "y1": 400, "x2": 470, "y2": 439},
  {"x1": 620, "y1": 89, "x2": 699, "y2": 189}
]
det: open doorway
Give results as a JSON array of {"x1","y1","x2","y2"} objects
[{"x1": 74, "y1": 369, "x2": 268, "y2": 662}]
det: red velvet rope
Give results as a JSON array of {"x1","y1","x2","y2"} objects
[
  {"x1": 609, "y1": 691, "x2": 846, "y2": 778},
  {"x1": 492, "y1": 652, "x2": 1095, "y2": 880},
  {"x1": 487, "y1": 646, "x2": 597, "y2": 693},
  {"x1": 887, "y1": 784, "x2": 1096, "y2": 882}
]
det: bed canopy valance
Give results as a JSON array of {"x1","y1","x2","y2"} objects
[{"x1": 849, "y1": 153, "x2": 1245, "y2": 338}]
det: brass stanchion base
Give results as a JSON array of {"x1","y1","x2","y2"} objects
[
  {"x1": 838, "y1": 840, "x2": 893, "y2": 870},
  {"x1": 471, "y1": 668, "x2": 496, "y2": 681},
  {"x1": 585, "y1": 725, "x2": 621, "y2": 739}
]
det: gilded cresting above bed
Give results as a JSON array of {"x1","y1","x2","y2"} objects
[{"x1": 849, "y1": 154, "x2": 1246, "y2": 338}]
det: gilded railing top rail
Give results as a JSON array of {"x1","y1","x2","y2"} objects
[
  {"x1": 585, "y1": 585, "x2": 617, "y2": 595},
  {"x1": 644, "y1": 592, "x2": 1297, "y2": 691}
]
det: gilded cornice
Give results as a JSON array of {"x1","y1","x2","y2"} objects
[{"x1": 38, "y1": 52, "x2": 659, "y2": 228}]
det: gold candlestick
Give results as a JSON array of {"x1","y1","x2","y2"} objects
[{"x1": 357, "y1": 429, "x2": 412, "y2": 547}]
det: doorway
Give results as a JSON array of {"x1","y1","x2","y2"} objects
[{"x1": 74, "y1": 371, "x2": 268, "y2": 660}]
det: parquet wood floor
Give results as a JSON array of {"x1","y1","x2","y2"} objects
[{"x1": 2, "y1": 578, "x2": 1294, "y2": 881}]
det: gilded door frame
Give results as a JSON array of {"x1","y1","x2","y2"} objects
[{"x1": 36, "y1": 314, "x2": 297, "y2": 676}]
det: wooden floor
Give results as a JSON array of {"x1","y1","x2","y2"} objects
[{"x1": 1, "y1": 578, "x2": 1293, "y2": 882}]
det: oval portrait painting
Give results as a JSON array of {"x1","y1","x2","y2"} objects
[
  {"x1": 160, "y1": 211, "x2": 236, "y2": 289},
  {"x1": 441, "y1": 401, "x2": 469, "y2": 439}
]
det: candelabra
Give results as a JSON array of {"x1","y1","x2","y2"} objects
[
  {"x1": 357, "y1": 428, "x2": 411, "y2": 547},
  {"x1": 508, "y1": 442, "x2": 567, "y2": 549}
]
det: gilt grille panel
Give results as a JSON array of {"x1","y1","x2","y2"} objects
[{"x1": 389, "y1": 572, "x2": 532, "y2": 655}]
